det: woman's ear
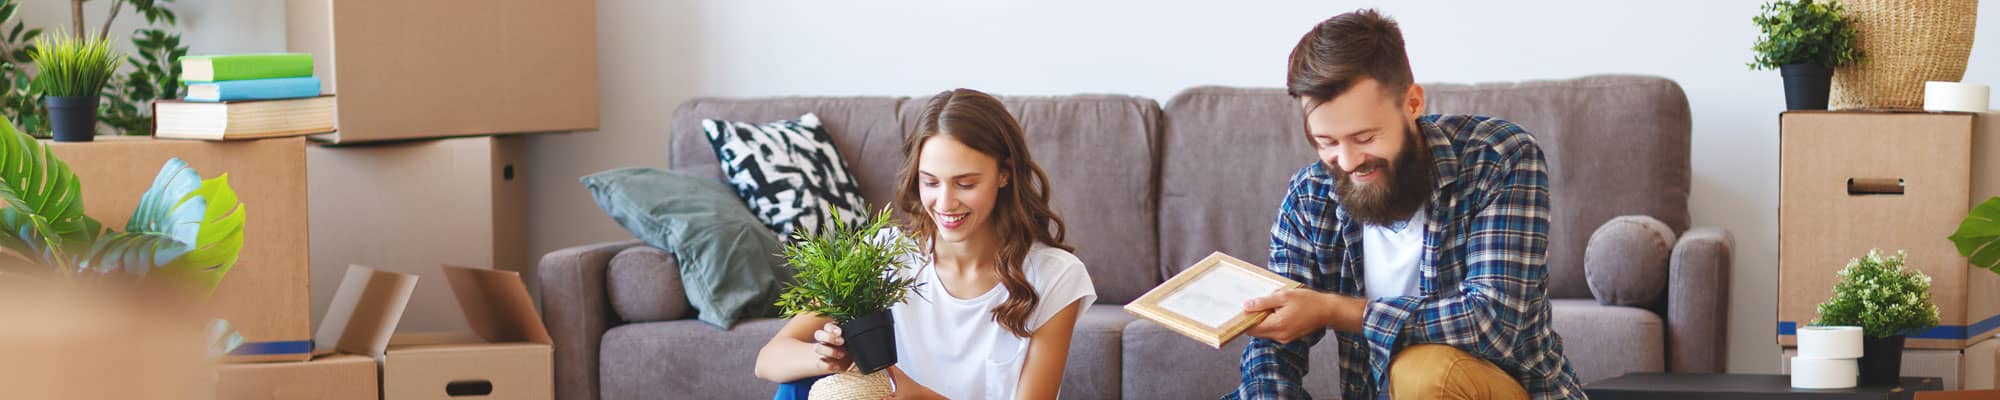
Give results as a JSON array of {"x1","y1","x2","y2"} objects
[{"x1": 998, "y1": 167, "x2": 1011, "y2": 189}]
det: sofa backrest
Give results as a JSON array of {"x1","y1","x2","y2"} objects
[
  {"x1": 670, "y1": 94, "x2": 1164, "y2": 305},
  {"x1": 1158, "y1": 75, "x2": 1692, "y2": 300}
]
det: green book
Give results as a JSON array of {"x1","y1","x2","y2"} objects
[{"x1": 180, "y1": 53, "x2": 314, "y2": 83}]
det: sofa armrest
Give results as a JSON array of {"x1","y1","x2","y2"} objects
[
  {"x1": 1666, "y1": 227, "x2": 1732, "y2": 373},
  {"x1": 541, "y1": 240, "x2": 645, "y2": 400}
]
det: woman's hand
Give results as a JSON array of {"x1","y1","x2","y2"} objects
[{"x1": 812, "y1": 322, "x2": 853, "y2": 373}]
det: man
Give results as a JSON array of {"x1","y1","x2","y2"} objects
[{"x1": 1228, "y1": 9, "x2": 1584, "y2": 400}]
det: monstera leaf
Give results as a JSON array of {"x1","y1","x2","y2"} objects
[
  {"x1": 79, "y1": 158, "x2": 244, "y2": 294},
  {"x1": 0, "y1": 116, "x2": 99, "y2": 269},
  {"x1": 1951, "y1": 197, "x2": 2000, "y2": 276}
]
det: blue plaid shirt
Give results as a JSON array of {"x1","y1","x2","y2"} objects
[{"x1": 1229, "y1": 115, "x2": 1583, "y2": 400}]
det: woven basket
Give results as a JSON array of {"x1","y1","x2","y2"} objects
[
  {"x1": 807, "y1": 370, "x2": 893, "y2": 400},
  {"x1": 1829, "y1": 0, "x2": 1979, "y2": 110}
]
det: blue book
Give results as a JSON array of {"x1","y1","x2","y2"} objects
[{"x1": 183, "y1": 76, "x2": 321, "y2": 102}]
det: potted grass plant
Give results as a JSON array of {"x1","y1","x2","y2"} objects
[
  {"x1": 29, "y1": 32, "x2": 120, "y2": 142},
  {"x1": 1813, "y1": 249, "x2": 1940, "y2": 386},
  {"x1": 774, "y1": 207, "x2": 922, "y2": 375},
  {"x1": 1749, "y1": 0, "x2": 1864, "y2": 110}
]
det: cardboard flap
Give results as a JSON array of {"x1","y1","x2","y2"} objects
[
  {"x1": 315, "y1": 265, "x2": 417, "y2": 357},
  {"x1": 441, "y1": 265, "x2": 550, "y2": 344}
]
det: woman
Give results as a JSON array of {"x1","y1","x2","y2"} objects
[{"x1": 754, "y1": 88, "x2": 1095, "y2": 400}]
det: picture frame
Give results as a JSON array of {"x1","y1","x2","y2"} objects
[{"x1": 1124, "y1": 252, "x2": 1304, "y2": 348}]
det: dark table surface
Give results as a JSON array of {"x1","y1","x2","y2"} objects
[{"x1": 1584, "y1": 373, "x2": 1944, "y2": 400}]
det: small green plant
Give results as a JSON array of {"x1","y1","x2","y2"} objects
[
  {"x1": 28, "y1": 32, "x2": 120, "y2": 98},
  {"x1": 774, "y1": 208, "x2": 923, "y2": 322},
  {"x1": 1951, "y1": 197, "x2": 2000, "y2": 275},
  {"x1": 1749, "y1": 0, "x2": 1864, "y2": 70},
  {"x1": 0, "y1": 0, "x2": 45, "y2": 136},
  {"x1": 1814, "y1": 249, "x2": 1941, "y2": 338}
]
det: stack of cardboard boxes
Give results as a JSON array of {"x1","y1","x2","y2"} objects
[
  {"x1": 70, "y1": 0, "x2": 601, "y2": 398},
  {"x1": 1777, "y1": 111, "x2": 2000, "y2": 389}
]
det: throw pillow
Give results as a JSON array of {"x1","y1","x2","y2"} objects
[
  {"x1": 1584, "y1": 215, "x2": 1678, "y2": 306},
  {"x1": 582, "y1": 167, "x2": 789, "y2": 328},
  {"x1": 702, "y1": 113, "x2": 869, "y2": 238}
]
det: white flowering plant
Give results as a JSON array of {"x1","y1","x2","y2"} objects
[{"x1": 1813, "y1": 249, "x2": 1942, "y2": 338}]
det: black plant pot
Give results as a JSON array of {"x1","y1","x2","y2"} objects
[
  {"x1": 1780, "y1": 63, "x2": 1834, "y2": 111},
  {"x1": 841, "y1": 310, "x2": 898, "y2": 374},
  {"x1": 1858, "y1": 335, "x2": 1906, "y2": 387},
  {"x1": 45, "y1": 95, "x2": 99, "y2": 142}
]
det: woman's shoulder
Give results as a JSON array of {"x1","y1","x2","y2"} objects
[{"x1": 1023, "y1": 243, "x2": 1090, "y2": 282}]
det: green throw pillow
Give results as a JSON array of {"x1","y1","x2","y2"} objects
[{"x1": 582, "y1": 167, "x2": 789, "y2": 328}]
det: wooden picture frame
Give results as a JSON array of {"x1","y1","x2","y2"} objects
[{"x1": 1124, "y1": 252, "x2": 1304, "y2": 348}]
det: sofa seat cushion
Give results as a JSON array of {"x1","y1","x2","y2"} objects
[
  {"x1": 1122, "y1": 318, "x2": 1343, "y2": 398},
  {"x1": 1551, "y1": 299, "x2": 1665, "y2": 384},
  {"x1": 1062, "y1": 307, "x2": 1136, "y2": 400}
]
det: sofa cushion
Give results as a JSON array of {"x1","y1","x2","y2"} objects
[
  {"x1": 671, "y1": 97, "x2": 909, "y2": 208},
  {"x1": 600, "y1": 318, "x2": 791, "y2": 400},
  {"x1": 701, "y1": 113, "x2": 871, "y2": 237},
  {"x1": 1158, "y1": 87, "x2": 1315, "y2": 277},
  {"x1": 1585, "y1": 215, "x2": 1676, "y2": 306},
  {"x1": 1121, "y1": 319, "x2": 1342, "y2": 398},
  {"x1": 607, "y1": 245, "x2": 690, "y2": 322},
  {"x1": 1424, "y1": 76, "x2": 1692, "y2": 299},
  {"x1": 901, "y1": 95, "x2": 1164, "y2": 304},
  {"x1": 1063, "y1": 308, "x2": 1136, "y2": 400},
  {"x1": 1550, "y1": 299, "x2": 1665, "y2": 384},
  {"x1": 581, "y1": 168, "x2": 787, "y2": 328}
]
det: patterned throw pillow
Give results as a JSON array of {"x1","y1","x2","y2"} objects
[{"x1": 702, "y1": 113, "x2": 869, "y2": 238}]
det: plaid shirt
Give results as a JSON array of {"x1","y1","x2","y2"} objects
[{"x1": 1228, "y1": 115, "x2": 1584, "y2": 400}]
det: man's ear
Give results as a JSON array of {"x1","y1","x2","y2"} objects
[{"x1": 1404, "y1": 83, "x2": 1426, "y2": 120}]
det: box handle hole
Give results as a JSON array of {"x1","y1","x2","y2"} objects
[
  {"x1": 446, "y1": 380, "x2": 494, "y2": 397},
  {"x1": 1846, "y1": 178, "x2": 1905, "y2": 195}
]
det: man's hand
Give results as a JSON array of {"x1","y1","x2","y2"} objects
[{"x1": 1242, "y1": 288, "x2": 1367, "y2": 342}]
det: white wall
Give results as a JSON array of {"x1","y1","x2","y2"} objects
[{"x1": 529, "y1": 0, "x2": 2000, "y2": 375}]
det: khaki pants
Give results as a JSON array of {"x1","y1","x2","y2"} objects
[{"x1": 1388, "y1": 344, "x2": 1529, "y2": 400}]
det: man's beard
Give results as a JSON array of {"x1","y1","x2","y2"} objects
[{"x1": 1333, "y1": 125, "x2": 1436, "y2": 227}]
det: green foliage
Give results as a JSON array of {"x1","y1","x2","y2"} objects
[
  {"x1": 0, "y1": 116, "x2": 246, "y2": 295},
  {"x1": 1750, "y1": 0, "x2": 1864, "y2": 70},
  {"x1": 0, "y1": 0, "x2": 43, "y2": 136},
  {"x1": 1814, "y1": 249, "x2": 1942, "y2": 338},
  {"x1": 101, "y1": 28, "x2": 184, "y2": 135},
  {"x1": 28, "y1": 32, "x2": 120, "y2": 97},
  {"x1": 1951, "y1": 197, "x2": 2000, "y2": 275},
  {"x1": 774, "y1": 208, "x2": 923, "y2": 323}
]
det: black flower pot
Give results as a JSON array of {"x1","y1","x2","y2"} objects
[
  {"x1": 1858, "y1": 335, "x2": 1906, "y2": 387},
  {"x1": 841, "y1": 310, "x2": 897, "y2": 374},
  {"x1": 1780, "y1": 63, "x2": 1834, "y2": 111},
  {"x1": 45, "y1": 95, "x2": 99, "y2": 142}
]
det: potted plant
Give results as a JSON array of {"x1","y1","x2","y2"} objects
[
  {"x1": 1750, "y1": 0, "x2": 1864, "y2": 110},
  {"x1": 28, "y1": 32, "x2": 119, "y2": 142},
  {"x1": 774, "y1": 207, "x2": 922, "y2": 375},
  {"x1": 1813, "y1": 249, "x2": 1940, "y2": 386},
  {"x1": 1951, "y1": 197, "x2": 2000, "y2": 275}
]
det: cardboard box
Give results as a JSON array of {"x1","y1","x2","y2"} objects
[
  {"x1": 46, "y1": 137, "x2": 313, "y2": 362},
  {"x1": 215, "y1": 354, "x2": 377, "y2": 400},
  {"x1": 308, "y1": 136, "x2": 528, "y2": 333},
  {"x1": 1780, "y1": 337, "x2": 2000, "y2": 390},
  {"x1": 1778, "y1": 111, "x2": 2000, "y2": 349},
  {"x1": 319, "y1": 265, "x2": 553, "y2": 400},
  {"x1": 284, "y1": 0, "x2": 598, "y2": 143}
]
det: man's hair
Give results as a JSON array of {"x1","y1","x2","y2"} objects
[{"x1": 1287, "y1": 9, "x2": 1414, "y2": 106}]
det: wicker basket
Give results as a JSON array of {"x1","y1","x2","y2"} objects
[
  {"x1": 808, "y1": 369, "x2": 893, "y2": 400},
  {"x1": 1829, "y1": 0, "x2": 1979, "y2": 110}
]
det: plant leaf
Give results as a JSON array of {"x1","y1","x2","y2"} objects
[
  {"x1": 1951, "y1": 197, "x2": 2000, "y2": 275},
  {"x1": 0, "y1": 115, "x2": 96, "y2": 269},
  {"x1": 152, "y1": 174, "x2": 245, "y2": 294}
]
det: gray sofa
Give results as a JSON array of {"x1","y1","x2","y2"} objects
[{"x1": 540, "y1": 75, "x2": 1733, "y2": 400}]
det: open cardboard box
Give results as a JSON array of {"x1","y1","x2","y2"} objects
[{"x1": 317, "y1": 264, "x2": 552, "y2": 400}]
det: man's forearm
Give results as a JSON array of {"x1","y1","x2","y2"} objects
[{"x1": 1325, "y1": 293, "x2": 1367, "y2": 333}]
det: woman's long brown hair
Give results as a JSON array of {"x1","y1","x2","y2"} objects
[{"x1": 895, "y1": 88, "x2": 1072, "y2": 338}]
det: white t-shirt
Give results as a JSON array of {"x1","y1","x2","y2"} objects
[
  {"x1": 889, "y1": 242, "x2": 1097, "y2": 400},
  {"x1": 1362, "y1": 209, "x2": 1426, "y2": 300}
]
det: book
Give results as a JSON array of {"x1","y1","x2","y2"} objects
[
  {"x1": 154, "y1": 95, "x2": 336, "y2": 141},
  {"x1": 184, "y1": 77, "x2": 322, "y2": 102},
  {"x1": 180, "y1": 53, "x2": 314, "y2": 82},
  {"x1": 1124, "y1": 252, "x2": 1303, "y2": 348}
]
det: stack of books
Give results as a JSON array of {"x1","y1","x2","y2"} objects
[{"x1": 156, "y1": 53, "x2": 335, "y2": 140}]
